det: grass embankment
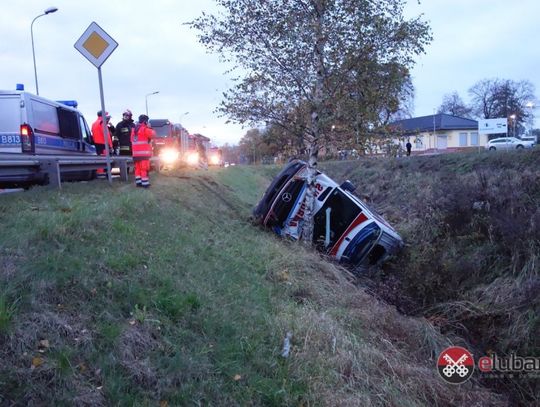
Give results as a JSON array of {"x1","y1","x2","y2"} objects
[
  {"x1": 0, "y1": 166, "x2": 506, "y2": 405},
  {"x1": 321, "y1": 149, "x2": 540, "y2": 403}
]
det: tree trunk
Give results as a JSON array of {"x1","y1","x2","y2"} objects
[{"x1": 301, "y1": 1, "x2": 325, "y2": 244}]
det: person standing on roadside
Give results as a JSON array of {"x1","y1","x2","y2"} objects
[
  {"x1": 131, "y1": 114, "x2": 155, "y2": 188},
  {"x1": 91, "y1": 110, "x2": 113, "y2": 178},
  {"x1": 106, "y1": 114, "x2": 118, "y2": 155},
  {"x1": 115, "y1": 109, "x2": 135, "y2": 156},
  {"x1": 406, "y1": 140, "x2": 412, "y2": 157}
]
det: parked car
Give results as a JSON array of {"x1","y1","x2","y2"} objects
[
  {"x1": 253, "y1": 160, "x2": 403, "y2": 268},
  {"x1": 519, "y1": 135, "x2": 537, "y2": 144},
  {"x1": 485, "y1": 137, "x2": 535, "y2": 151}
]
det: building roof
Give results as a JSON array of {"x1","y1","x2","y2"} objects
[{"x1": 392, "y1": 113, "x2": 478, "y2": 133}]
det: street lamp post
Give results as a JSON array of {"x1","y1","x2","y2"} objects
[
  {"x1": 509, "y1": 114, "x2": 517, "y2": 137},
  {"x1": 145, "y1": 91, "x2": 159, "y2": 116},
  {"x1": 526, "y1": 102, "x2": 535, "y2": 136},
  {"x1": 31, "y1": 6, "x2": 58, "y2": 95}
]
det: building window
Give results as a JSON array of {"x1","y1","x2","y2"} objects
[
  {"x1": 459, "y1": 132, "x2": 468, "y2": 147},
  {"x1": 415, "y1": 136, "x2": 423, "y2": 149},
  {"x1": 470, "y1": 132, "x2": 479, "y2": 146}
]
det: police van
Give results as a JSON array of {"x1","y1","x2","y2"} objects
[{"x1": 0, "y1": 86, "x2": 96, "y2": 155}]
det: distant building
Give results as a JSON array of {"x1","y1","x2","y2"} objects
[{"x1": 391, "y1": 113, "x2": 487, "y2": 154}]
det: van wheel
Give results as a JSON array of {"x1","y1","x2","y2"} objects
[
  {"x1": 340, "y1": 180, "x2": 356, "y2": 192},
  {"x1": 489, "y1": 147, "x2": 496, "y2": 151},
  {"x1": 516, "y1": 145, "x2": 524, "y2": 149}
]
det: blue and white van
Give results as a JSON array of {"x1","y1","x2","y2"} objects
[{"x1": 0, "y1": 87, "x2": 96, "y2": 155}]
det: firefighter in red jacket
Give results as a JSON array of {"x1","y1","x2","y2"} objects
[
  {"x1": 131, "y1": 114, "x2": 155, "y2": 188},
  {"x1": 91, "y1": 110, "x2": 113, "y2": 178}
]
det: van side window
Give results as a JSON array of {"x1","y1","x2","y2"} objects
[
  {"x1": 0, "y1": 97, "x2": 20, "y2": 133},
  {"x1": 79, "y1": 116, "x2": 92, "y2": 143},
  {"x1": 57, "y1": 107, "x2": 80, "y2": 139},
  {"x1": 31, "y1": 100, "x2": 60, "y2": 134}
]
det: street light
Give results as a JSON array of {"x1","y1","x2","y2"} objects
[
  {"x1": 145, "y1": 91, "x2": 159, "y2": 116},
  {"x1": 526, "y1": 102, "x2": 535, "y2": 136},
  {"x1": 31, "y1": 6, "x2": 58, "y2": 95},
  {"x1": 509, "y1": 114, "x2": 517, "y2": 137}
]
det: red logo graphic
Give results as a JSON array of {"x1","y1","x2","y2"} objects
[{"x1": 437, "y1": 346, "x2": 474, "y2": 384}]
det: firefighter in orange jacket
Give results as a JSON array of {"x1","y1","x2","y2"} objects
[
  {"x1": 91, "y1": 110, "x2": 113, "y2": 178},
  {"x1": 131, "y1": 114, "x2": 155, "y2": 188}
]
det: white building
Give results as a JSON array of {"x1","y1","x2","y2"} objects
[{"x1": 391, "y1": 113, "x2": 488, "y2": 154}]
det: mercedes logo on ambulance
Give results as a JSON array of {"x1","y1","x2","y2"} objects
[{"x1": 281, "y1": 192, "x2": 292, "y2": 203}]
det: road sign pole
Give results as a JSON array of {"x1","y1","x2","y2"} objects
[
  {"x1": 75, "y1": 22, "x2": 118, "y2": 186},
  {"x1": 98, "y1": 67, "x2": 112, "y2": 185}
]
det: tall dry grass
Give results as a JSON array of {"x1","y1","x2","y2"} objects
[{"x1": 320, "y1": 150, "x2": 540, "y2": 403}]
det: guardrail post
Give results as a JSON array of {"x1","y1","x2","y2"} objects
[
  {"x1": 117, "y1": 159, "x2": 128, "y2": 181},
  {"x1": 40, "y1": 158, "x2": 62, "y2": 189}
]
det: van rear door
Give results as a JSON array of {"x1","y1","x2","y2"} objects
[{"x1": 0, "y1": 95, "x2": 22, "y2": 153}]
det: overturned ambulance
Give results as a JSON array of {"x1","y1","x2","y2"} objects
[{"x1": 253, "y1": 160, "x2": 403, "y2": 267}]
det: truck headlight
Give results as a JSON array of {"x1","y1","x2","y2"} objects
[
  {"x1": 160, "y1": 148, "x2": 180, "y2": 164},
  {"x1": 186, "y1": 152, "x2": 199, "y2": 165}
]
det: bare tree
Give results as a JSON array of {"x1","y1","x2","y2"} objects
[
  {"x1": 437, "y1": 92, "x2": 472, "y2": 118},
  {"x1": 468, "y1": 79, "x2": 536, "y2": 132}
]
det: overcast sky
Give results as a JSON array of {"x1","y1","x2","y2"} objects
[
  {"x1": 405, "y1": 0, "x2": 539, "y2": 126},
  {"x1": 1, "y1": 1, "x2": 539, "y2": 146}
]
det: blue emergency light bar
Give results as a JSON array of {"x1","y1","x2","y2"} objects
[{"x1": 56, "y1": 100, "x2": 79, "y2": 108}]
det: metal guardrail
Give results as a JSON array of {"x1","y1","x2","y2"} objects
[{"x1": 0, "y1": 154, "x2": 145, "y2": 189}]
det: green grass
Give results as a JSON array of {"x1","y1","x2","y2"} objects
[
  {"x1": 0, "y1": 165, "x2": 510, "y2": 406},
  {"x1": 0, "y1": 293, "x2": 16, "y2": 333}
]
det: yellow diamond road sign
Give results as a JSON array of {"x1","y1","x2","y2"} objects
[{"x1": 74, "y1": 22, "x2": 118, "y2": 68}]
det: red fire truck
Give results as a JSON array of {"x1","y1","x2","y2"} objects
[
  {"x1": 148, "y1": 119, "x2": 185, "y2": 168},
  {"x1": 207, "y1": 146, "x2": 223, "y2": 166}
]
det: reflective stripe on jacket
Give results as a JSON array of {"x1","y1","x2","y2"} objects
[{"x1": 131, "y1": 124, "x2": 155, "y2": 158}]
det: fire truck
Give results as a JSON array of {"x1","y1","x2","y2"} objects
[
  {"x1": 148, "y1": 119, "x2": 188, "y2": 168},
  {"x1": 185, "y1": 133, "x2": 211, "y2": 167},
  {"x1": 207, "y1": 146, "x2": 223, "y2": 166}
]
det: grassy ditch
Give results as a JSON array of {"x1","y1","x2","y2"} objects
[
  {"x1": 0, "y1": 167, "x2": 507, "y2": 405},
  {"x1": 320, "y1": 149, "x2": 540, "y2": 403}
]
